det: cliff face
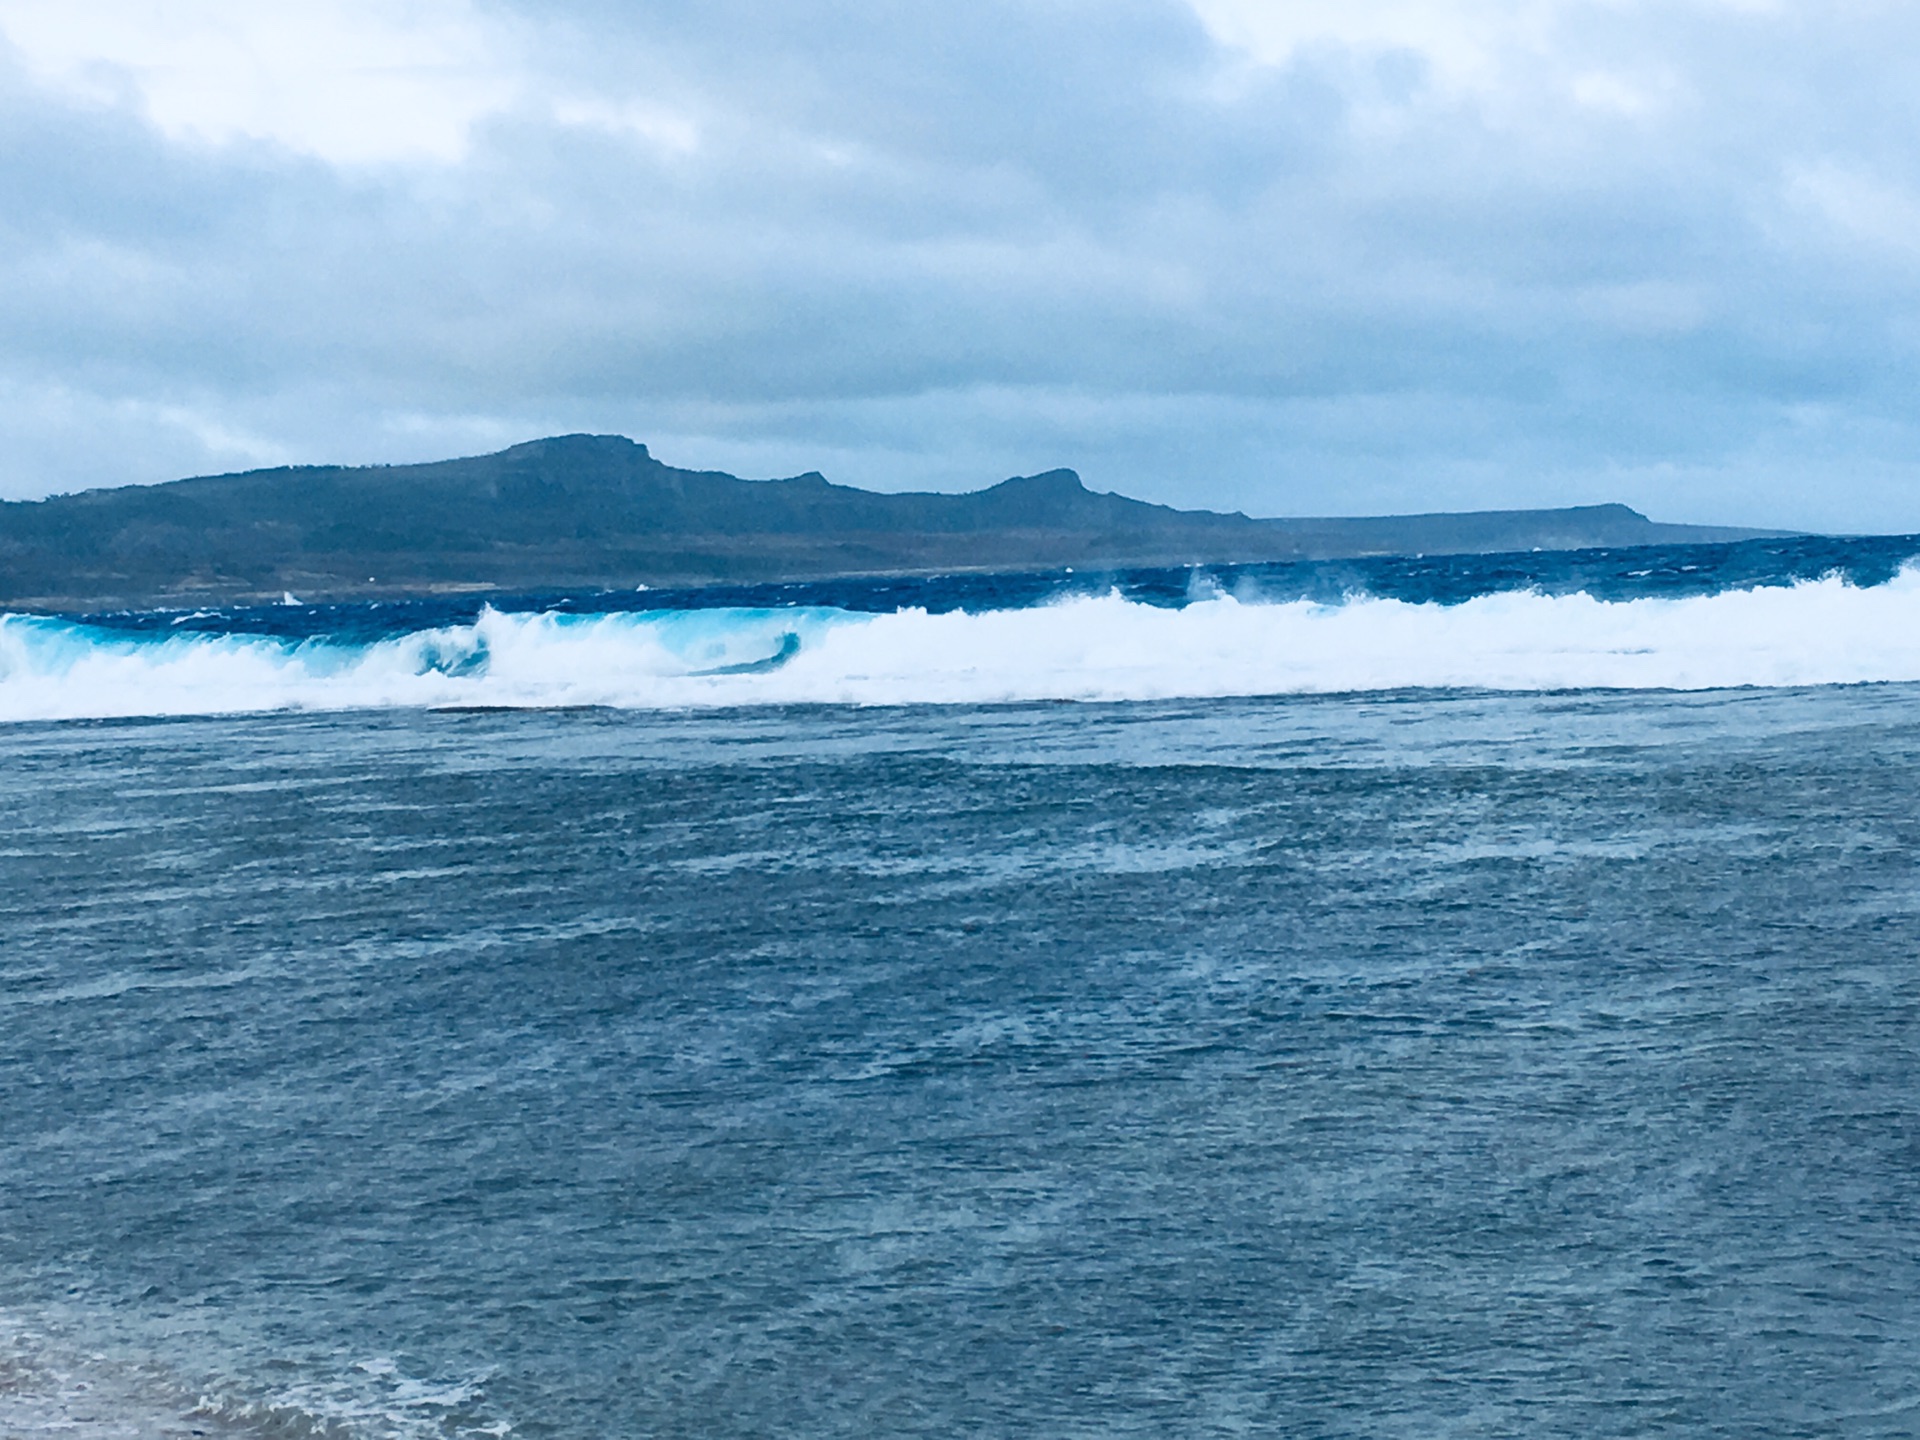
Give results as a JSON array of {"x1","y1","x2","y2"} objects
[{"x1": 0, "y1": 434, "x2": 1782, "y2": 608}]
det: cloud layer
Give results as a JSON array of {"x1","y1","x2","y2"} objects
[{"x1": 2, "y1": 0, "x2": 1918, "y2": 528}]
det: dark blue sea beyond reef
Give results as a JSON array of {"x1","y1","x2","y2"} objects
[
  {"x1": 4, "y1": 540, "x2": 1920, "y2": 1436},
  {"x1": 66, "y1": 528, "x2": 1920, "y2": 642}
]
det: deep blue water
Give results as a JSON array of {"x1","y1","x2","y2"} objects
[
  {"x1": 4, "y1": 684, "x2": 1920, "y2": 1437},
  {"x1": 63, "y1": 530, "x2": 1920, "y2": 644}
]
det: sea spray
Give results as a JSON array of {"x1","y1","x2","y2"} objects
[{"x1": 4, "y1": 562, "x2": 1920, "y2": 720}]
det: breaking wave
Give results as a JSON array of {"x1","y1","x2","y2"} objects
[{"x1": 5, "y1": 567, "x2": 1920, "y2": 721}]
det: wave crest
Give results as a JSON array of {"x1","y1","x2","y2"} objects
[{"x1": 5, "y1": 570, "x2": 1920, "y2": 721}]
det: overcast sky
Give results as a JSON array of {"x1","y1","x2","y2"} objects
[{"x1": 2, "y1": 0, "x2": 1918, "y2": 528}]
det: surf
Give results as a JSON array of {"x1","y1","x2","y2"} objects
[{"x1": 2, "y1": 561, "x2": 1920, "y2": 721}]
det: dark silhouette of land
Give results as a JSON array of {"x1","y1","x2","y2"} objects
[{"x1": 0, "y1": 434, "x2": 1785, "y2": 609}]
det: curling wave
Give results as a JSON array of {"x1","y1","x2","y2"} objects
[{"x1": 5, "y1": 568, "x2": 1920, "y2": 721}]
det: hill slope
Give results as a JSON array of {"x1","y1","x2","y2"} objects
[{"x1": 0, "y1": 434, "x2": 1782, "y2": 608}]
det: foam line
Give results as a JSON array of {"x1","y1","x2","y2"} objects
[{"x1": 4, "y1": 570, "x2": 1920, "y2": 721}]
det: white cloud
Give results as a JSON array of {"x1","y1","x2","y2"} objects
[
  {"x1": 1782, "y1": 160, "x2": 1920, "y2": 262},
  {"x1": 550, "y1": 97, "x2": 700, "y2": 155},
  {"x1": 0, "y1": 0, "x2": 520, "y2": 163},
  {"x1": 1184, "y1": 0, "x2": 1729, "y2": 124},
  {"x1": 1185, "y1": 0, "x2": 1549, "y2": 88}
]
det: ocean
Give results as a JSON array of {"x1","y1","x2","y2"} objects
[{"x1": 4, "y1": 536, "x2": 1920, "y2": 1437}]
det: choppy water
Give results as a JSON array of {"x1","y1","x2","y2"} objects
[{"x1": 4, "y1": 681, "x2": 1920, "y2": 1437}]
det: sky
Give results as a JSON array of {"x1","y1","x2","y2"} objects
[{"x1": 2, "y1": 1, "x2": 1918, "y2": 529}]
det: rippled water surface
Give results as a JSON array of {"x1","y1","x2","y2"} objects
[{"x1": 3, "y1": 688, "x2": 1919, "y2": 1436}]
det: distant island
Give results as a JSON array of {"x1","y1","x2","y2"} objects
[{"x1": 0, "y1": 434, "x2": 1787, "y2": 609}]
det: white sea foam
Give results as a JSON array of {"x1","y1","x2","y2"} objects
[
  {"x1": 0, "y1": 1308, "x2": 510, "y2": 1440},
  {"x1": 5, "y1": 568, "x2": 1920, "y2": 721}
]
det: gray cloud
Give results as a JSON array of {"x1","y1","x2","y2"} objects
[{"x1": 3, "y1": 1, "x2": 1920, "y2": 528}]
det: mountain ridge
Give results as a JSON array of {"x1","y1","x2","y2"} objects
[{"x1": 0, "y1": 433, "x2": 1788, "y2": 609}]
